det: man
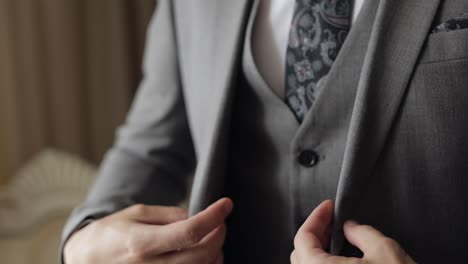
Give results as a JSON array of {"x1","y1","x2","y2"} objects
[{"x1": 62, "y1": 0, "x2": 468, "y2": 263}]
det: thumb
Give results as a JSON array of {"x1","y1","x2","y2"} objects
[
  {"x1": 295, "y1": 200, "x2": 334, "y2": 251},
  {"x1": 344, "y1": 221, "x2": 416, "y2": 263},
  {"x1": 137, "y1": 198, "x2": 233, "y2": 255},
  {"x1": 343, "y1": 221, "x2": 388, "y2": 254}
]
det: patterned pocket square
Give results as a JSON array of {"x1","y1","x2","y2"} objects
[{"x1": 432, "y1": 12, "x2": 468, "y2": 33}]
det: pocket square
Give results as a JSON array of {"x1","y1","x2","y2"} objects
[{"x1": 432, "y1": 12, "x2": 468, "y2": 33}]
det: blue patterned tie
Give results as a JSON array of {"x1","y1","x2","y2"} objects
[{"x1": 285, "y1": 0, "x2": 352, "y2": 122}]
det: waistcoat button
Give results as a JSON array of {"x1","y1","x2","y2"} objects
[{"x1": 297, "y1": 150, "x2": 318, "y2": 167}]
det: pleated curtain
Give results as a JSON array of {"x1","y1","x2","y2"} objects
[{"x1": 0, "y1": 0, "x2": 156, "y2": 184}]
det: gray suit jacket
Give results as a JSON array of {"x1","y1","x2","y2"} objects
[{"x1": 62, "y1": 0, "x2": 468, "y2": 262}]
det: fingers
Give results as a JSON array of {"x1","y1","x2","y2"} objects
[
  {"x1": 198, "y1": 223, "x2": 226, "y2": 247},
  {"x1": 343, "y1": 220, "x2": 389, "y2": 255},
  {"x1": 292, "y1": 248, "x2": 360, "y2": 264},
  {"x1": 293, "y1": 202, "x2": 415, "y2": 264},
  {"x1": 343, "y1": 221, "x2": 416, "y2": 263},
  {"x1": 290, "y1": 250, "x2": 298, "y2": 263},
  {"x1": 144, "y1": 198, "x2": 233, "y2": 255},
  {"x1": 293, "y1": 200, "x2": 361, "y2": 264},
  {"x1": 156, "y1": 225, "x2": 226, "y2": 264},
  {"x1": 295, "y1": 200, "x2": 334, "y2": 252},
  {"x1": 126, "y1": 204, "x2": 188, "y2": 225},
  {"x1": 168, "y1": 198, "x2": 232, "y2": 248}
]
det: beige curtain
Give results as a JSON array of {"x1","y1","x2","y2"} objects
[{"x1": 0, "y1": 0, "x2": 157, "y2": 184}]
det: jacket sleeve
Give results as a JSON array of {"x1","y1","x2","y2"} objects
[{"x1": 60, "y1": 0, "x2": 195, "y2": 260}]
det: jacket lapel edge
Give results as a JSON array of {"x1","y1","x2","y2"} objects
[
  {"x1": 332, "y1": 0, "x2": 442, "y2": 254},
  {"x1": 189, "y1": 0, "x2": 253, "y2": 215}
]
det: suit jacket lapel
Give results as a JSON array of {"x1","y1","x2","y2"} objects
[
  {"x1": 189, "y1": 0, "x2": 253, "y2": 215},
  {"x1": 331, "y1": 0, "x2": 442, "y2": 254}
]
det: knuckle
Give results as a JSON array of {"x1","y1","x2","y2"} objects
[
  {"x1": 311, "y1": 251, "x2": 328, "y2": 264},
  {"x1": 129, "y1": 204, "x2": 147, "y2": 216},
  {"x1": 171, "y1": 207, "x2": 188, "y2": 219},
  {"x1": 126, "y1": 244, "x2": 147, "y2": 262},
  {"x1": 124, "y1": 230, "x2": 155, "y2": 262},
  {"x1": 84, "y1": 221, "x2": 100, "y2": 234},
  {"x1": 184, "y1": 225, "x2": 203, "y2": 244},
  {"x1": 311, "y1": 257, "x2": 325, "y2": 264},
  {"x1": 293, "y1": 233, "x2": 302, "y2": 248},
  {"x1": 125, "y1": 237, "x2": 151, "y2": 262},
  {"x1": 381, "y1": 237, "x2": 399, "y2": 250},
  {"x1": 290, "y1": 251, "x2": 296, "y2": 264}
]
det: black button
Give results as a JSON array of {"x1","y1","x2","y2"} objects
[{"x1": 297, "y1": 150, "x2": 319, "y2": 167}]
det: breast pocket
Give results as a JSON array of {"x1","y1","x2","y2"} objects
[
  {"x1": 385, "y1": 28, "x2": 468, "y2": 202},
  {"x1": 398, "y1": 29, "x2": 468, "y2": 166},
  {"x1": 411, "y1": 28, "x2": 468, "y2": 122},
  {"x1": 419, "y1": 28, "x2": 468, "y2": 63}
]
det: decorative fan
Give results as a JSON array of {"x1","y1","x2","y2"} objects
[{"x1": 0, "y1": 149, "x2": 97, "y2": 236}]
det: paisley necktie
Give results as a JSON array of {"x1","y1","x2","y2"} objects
[{"x1": 285, "y1": 0, "x2": 352, "y2": 122}]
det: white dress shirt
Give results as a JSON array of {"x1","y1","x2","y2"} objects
[{"x1": 252, "y1": 0, "x2": 366, "y2": 98}]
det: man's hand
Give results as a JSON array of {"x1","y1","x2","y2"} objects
[
  {"x1": 64, "y1": 198, "x2": 233, "y2": 264},
  {"x1": 291, "y1": 200, "x2": 416, "y2": 264}
]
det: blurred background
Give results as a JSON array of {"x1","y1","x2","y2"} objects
[{"x1": 0, "y1": 0, "x2": 157, "y2": 262}]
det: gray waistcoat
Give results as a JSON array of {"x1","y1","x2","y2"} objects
[{"x1": 224, "y1": 1, "x2": 378, "y2": 263}]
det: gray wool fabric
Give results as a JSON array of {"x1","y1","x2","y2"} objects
[
  {"x1": 61, "y1": 0, "x2": 468, "y2": 263},
  {"x1": 223, "y1": 1, "x2": 378, "y2": 262},
  {"x1": 223, "y1": 3, "x2": 299, "y2": 263}
]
